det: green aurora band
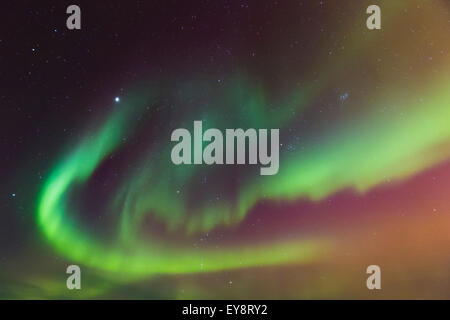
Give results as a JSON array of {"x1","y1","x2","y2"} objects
[
  {"x1": 37, "y1": 70, "x2": 450, "y2": 277},
  {"x1": 36, "y1": 83, "x2": 330, "y2": 277},
  {"x1": 36, "y1": 2, "x2": 450, "y2": 277}
]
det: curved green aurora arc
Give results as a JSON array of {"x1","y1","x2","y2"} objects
[
  {"x1": 36, "y1": 86, "x2": 328, "y2": 277},
  {"x1": 37, "y1": 68, "x2": 450, "y2": 277},
  {"x1": 36, "y1": 1, "x2": 450, "y2": 279}
]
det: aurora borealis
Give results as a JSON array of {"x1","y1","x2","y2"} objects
[{"x1": 3, "y1": 0, "x2": 450, "y2": 299}]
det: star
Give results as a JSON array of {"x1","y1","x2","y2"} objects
[{"x1": 115, "y1": 97, "x2": 120, "y2": 102}]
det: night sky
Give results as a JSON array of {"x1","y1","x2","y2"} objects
[{"x1": 2, "y1": 0, "x2": 450, "y2": 299}]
